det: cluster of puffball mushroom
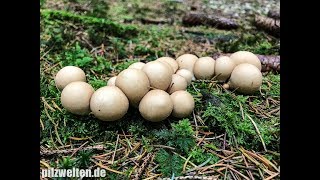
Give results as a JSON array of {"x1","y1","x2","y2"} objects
[{"x1": 54, "y1": 50, "x2": 262, "y2": 122}]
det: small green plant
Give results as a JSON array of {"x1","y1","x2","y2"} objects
[
  {"x1": 154, "y1": 119, "x2": 196, "y2": 154},
  {"x1": 189, "y1": 147, "x2": 219, "y2": 165},
  {"x1": 155, "y1": 149, "x2": 184, "y2": 177},
  {"x1": 76, "y1": 150, "x2": 93, "y2": 168},
  {"x1": 58, "y1": 156, "x2": 76, "y2": 169}
]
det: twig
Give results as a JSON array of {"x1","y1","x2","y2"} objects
[
  {"x1": 242, "y1": 154, "x2": 255, "y2": 180},
  {"x1": 151, "y1": 145, "x2": 175, "y2": 150},
  {"x1": 40, "y1": 145, "x2": 104, "y2": 156},
  {"x1": 132, "y1": 153, "x2": 153, "y2": 180},
  {"x1": 228, "y1": 166, "x2": 250, "y2": 180},
  {"x1": 71, "y1": 141, "x2": 89, "y2": 157},
  {"x1": 112, "y1": 134, "x2": 120, "y2": 164},
  {"x1": 246, "y1": 114, "x2": 267, "y2": 152}
]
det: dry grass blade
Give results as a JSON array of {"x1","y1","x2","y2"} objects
[
  {"x1": 152, "y1": 145, "x2": 175, "y2": 150},
  {"x1": 40, "y1": 118, "x2": 45, "y2": 130},
  {"x1": 54, "y1": 125, "x2": 64, "y2": 146},
  {"x1": 94, "y1": 161, "x2": 124, "y2": 175},
  {"x1": 143, "y1": 174, "x2": 161, "y2": 180},
  {"x1": 228, "y1": 166, "x2": 250, "y2": 180},
  {"x1": 246, "y1": 114, "x2": 267, "y2": 151},
  {"x1": 183, "y1": 155, "x2": 192, "y2": 172},
  {"x1": 40, "y1": 160, "x2": 51, "y2": 168},
  {"x1": 173, "y1": 152, "x2": 197, "y2": 167},
  {"x1": 264, "y1": 172, "x2": 279, "y2": 180},
  {"x1": 112, "y1": 134, "x2": 120, "y2": 164},
  {"x1": 42, "y1": 97, "x2": 55, "y2": 111},
  {"x1": 51, "y1": 100, "x2": 62, "y2": 112}
]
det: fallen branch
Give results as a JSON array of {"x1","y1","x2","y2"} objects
[
  {"x1": 254, "y1": 15, "x2": 280, "y2": 37},
  {"x1": 159, "y1": 176, "x2": 217, "y2": 180},
  {"x1": 182, "y1": 12, "x2": 239, "y2": 30},
  {"x1": 40, "y1": 145, "x2": 104, "y2": 156},
  {"x1": 212, "y1": 53, "x2": 280, "y2": 72}
]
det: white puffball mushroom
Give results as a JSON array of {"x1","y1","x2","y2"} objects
[
  {"x1": 61, "y1": 82, "x2": 94, "y2": 115},
  {"x1": 128, "y1": 62, "x2": 145, "y2": 70},
  {"x1": 176, "y1": 54, "x2": 198, "y2": 72},
  {"x1": 90, "y1": 86, "x2": 129, "y2": 121},
  {"x1": 107, "y1": 76, "x2": 117, "y2": 86},
  {"x1": 115, "y1": 68, "x2": 150, "y2": 107},
  {"x1": 142, "y1": 61, "x2": 173, "y2": 90},
  {"x1": 193, "y1": 57, "x2": 215, "y2": 80},
  {"x1": 228, "y1": 63, "x2": 263, "y2": 94},
  {"x1": 156, "y1": 57, "x2": 179, "y2": 73},
  {"x1": 170, "y1": 91, "x2": 195, "y2": 118},
  {"x1": 230, "y1": 51, "x2": 262, "y2": 71},
  {"x1": 167, "y1": 74, "x2": 188, "y2": 94},
  {"x1": 139, "y1": 90, "x2": 173, "y2": 122},
  {"x1": 214, "y1": 56, "x2": 236, "y2": 82},
  {"x1": 175, "y1": 69, "x2": 193, "y2": 85},
  {"x1": 55, "y1": 66, "x2": 86, "y2": 90},
  {"x1": 157, "y1": 60, "x2": 175, "y2": 74}
]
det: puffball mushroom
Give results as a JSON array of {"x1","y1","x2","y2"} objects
[
  {"x1": 61, "y1": 82, "x2": 94, "y2": 115},
  {"x1": 228, "y1": 63, "x2": 262, "y2": 94},
  {"x1": 176, "y1": 54, "x2": 198, "y2": 72},
  {"x1": 214, "y1": 56, "x2": 236, "y2": 82},
  {"x1": 128, "y1": 62, "x2": 145, "y2": 70},
  {"x1": 230, "y1": 51, "x2": 262, "y2": 71},
  {"x1": 107, "y1": 76, "x2": 117, "y2": 86},
  {"x1": 55, "y1": 66, "x2": 86, "y2": 90},
  {"x1": 175, "y1": 69, "x2": 193, "y2": 85},
  {"x1": 90, "y1": 86, "x2": 129, "y2": 121},
  {"x1": 142, "y1": 61, "x2": 173, "y2": 90},
  {"x1": 156, "y1": 57, "x2": 179, "y2": 73},
  {"x1": 139, "y1": 90, "x2": 173, "y2": 122},
  {"x1": 115, "y1": 68, "x2": 150, "y2": 107},
  {"x1": 157, "y1": 60, "x2": 174, "y2": 74},
  {"x1": 193, "y1": 57, "x2": 215, "y2": 80},
  {"x1": 167, "y1": 74, "x2": 187, "y2": 94},
  {"x1": 170, "y1": 91, "x2": 195, "y2": 118}
]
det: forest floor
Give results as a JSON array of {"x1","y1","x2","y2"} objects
[{"x1": 40, "y1": 0, "x2": 280, "y2": 179}]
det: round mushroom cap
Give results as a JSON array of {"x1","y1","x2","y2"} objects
[
  {"x1": 157, "y1": 60, "x2": 175, "y2": 74},
  {"x1": 156, "y1": 57, "x2": 179, "y2": 73},
  {"x1": 115, "y1": 68, "x2": 150, "y2": 107},
  {"x1": 142, "y1": 61, "x2": 173, "y2": 90},
  {"x1": 167, "y1": 74, "x2": 188, "y2": 94},
  {"x1": 175, "y1": 69, "x2": 193, "y2": 85},
  {"x1": 107, "y1": 76, "x2": 117, "y2": 86},
  {"x1": 193, "y1": 57, "x2": 215, "y2": 80},
  {"x1": 90, "y1": 86, "x2": 129, "y2": 121},
  {"x1": 139, "y1": 90, "x2": 173, "y2": 122},
  {"x1": 55, "y1": 66, "x2": 86, "y2": 90},
  {"x1": 128, "y1": 62, "x2": 146, "y2": 70},
  {"x1": 61, "y1": 82, "x2": 94, "y2": 115},
  {"x1": 214, "y1": 56, "x2": 236, "y2": 82},
  {"x1": 170, "y1": 91, "x2": 195, "y2": 118},
  {"x1": 228, "y1": 63, "x2": 263, "y2": 94},
  {"x1": 230, "y1": 51, "x2": 262, "y2": 70},
  {"x1": 176, "y1": 54, "x2": 198, "y2": 72}
]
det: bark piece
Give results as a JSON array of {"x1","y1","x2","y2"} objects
[
  {"x1": 182, "y1": 12, "x2": 239, "y2": 30},
  {"x1": 254, "y1": 15, "x2": 280, "y2": 37}
]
